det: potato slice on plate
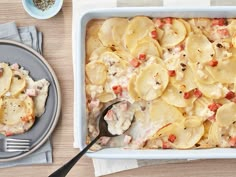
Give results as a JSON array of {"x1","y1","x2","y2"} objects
[
  {"x1": 98, "y1": 18, "x2": 128, "y2": 47},
  {"x1": 9, "y1": 70, "x2": 26, "y2": 96},
  {"x1": 186, "y1": 33, "x2": 214, "y2": 63},
  {"x1": 125, "y1": 16, "x2": 155, "y2": 50},
  {"x1": 149, "y1": 98, "x2": 184, "y2": 124},
  {"x1": 0, "y1": 96, "x2": 34, "y2": 125},
  {"x1": 135, "y1": 63, "x2": 169, "y2": 101},
  {"x1": 216, "y1": 102, "x2": 236, "y2": 127},
  {"x1": 160, "y1": 19, "x2": 187, "y2": 48},
  {"x1": 85, "y1": 61, "x2": 107, "y2": 85},
  {"x1": 0, "y1": 63, "x2": 12, "y2": 97},
  {"x1": 205, "y1": 58, "x2": 236, "y2": 84},
  {"x1": 162, "y1": 83, "x2": 196, "y2": 107}
]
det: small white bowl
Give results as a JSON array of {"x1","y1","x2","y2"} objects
[{"x1": 22, "y1": 0, "x2": 63, "y2": 20}]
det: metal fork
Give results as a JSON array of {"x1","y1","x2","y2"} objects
[{"x1": 0, "y1": 138, "x2": 31, "y2": 152}]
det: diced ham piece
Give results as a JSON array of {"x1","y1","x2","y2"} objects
[
  {"x1": 124, "y1": 135, "x2": 132, "y2": 144},
  {"x1": 26, "y1": 88, "x2": 37, "y2": 97},
  {"x1": 229, "y1": 137, "x2": 236, "y2": 147},
  {"x1": 11, "y1": 63, "x2": 19, "y2": 70}
]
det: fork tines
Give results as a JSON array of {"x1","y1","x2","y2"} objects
[{"x1": 5, "y1": 138, "x2": 31, "y2": 152}]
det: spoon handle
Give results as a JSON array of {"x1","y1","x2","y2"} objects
[{"x1": 48, "y1": 135, "x2": 101, "y2": 177}]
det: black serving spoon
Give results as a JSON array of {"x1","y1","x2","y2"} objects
[{"x1": 48, "y1": 101, "x2": 126, "y2": 177}]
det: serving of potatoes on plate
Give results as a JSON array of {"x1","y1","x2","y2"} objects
[
  {"x1": 0, "y1": 62, "x2": 49, "y2": 136},
  {"x1": 86, "y1": 17, "x2": 236, "y2": 150}
]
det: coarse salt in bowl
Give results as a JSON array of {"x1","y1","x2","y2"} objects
[{"x1": 22, "y1": 0, "x2": 63, "y2": 20}]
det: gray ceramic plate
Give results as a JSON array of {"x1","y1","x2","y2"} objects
[{"x1": 0, "y1": 40, "x2": 61, "y2": 162}]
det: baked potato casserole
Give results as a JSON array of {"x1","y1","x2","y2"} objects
[{"x1": 85, "y1": 17, "x2": 236, "y2": 150}]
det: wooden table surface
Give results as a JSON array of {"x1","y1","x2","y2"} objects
[{"x1": 0, "y1": 0, "x2": 236, "y2": 177}]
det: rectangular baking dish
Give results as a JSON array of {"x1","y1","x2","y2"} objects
[{"x1": 74, "y1": 6, "x2": 236, "y2": 159}]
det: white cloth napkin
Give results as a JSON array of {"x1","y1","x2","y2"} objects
[
  {"x1": 72, "y1": 0, "x2": 232, "y2": 176},
  {"x1": 0, "y1": 22, "x2": 52, "y2": 168}
]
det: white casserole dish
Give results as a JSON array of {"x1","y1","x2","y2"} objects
[{"x1": 74, "y1": 6, "x2": 236, "y2": 159}]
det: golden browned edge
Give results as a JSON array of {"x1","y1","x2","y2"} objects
[{"x1": 0, "y1": 40, "x2": 62, "y2": 162}]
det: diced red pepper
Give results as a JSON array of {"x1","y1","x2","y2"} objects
[
  {"x1": 168, "y1": 134, "x2": 176, "y2": 143},
  {"x1": 193, "y1": 88, "x2": 202, "y2": 98},
  {"x1": 150, "y1": 30, "x2": 158, "y2": 39},
  {"x1": 209, "y1": 59, "x2": 218, "y2": 67},
  {"x1": 130, "y1": 58, "x2": 140, "y2": 68},
  {"x1": 208, "y1": 103, "x2": 222, "y2": 112},
  {"x1": 217, "y1": 28, "x2": 230, "y2": 37},
  {"x1": 163, "y1": 17, "x2": 172, "y2": 24},
  {"x1": 138, "y1": 53, "x2": 146, "y2": 61},
  {"x1": 229, "y1": 137, "x2": 236, "y2": 147},
  {"x1": 225, "y1": 91, "x2": 235, "y2": 100},
  {"x1": 212, "y1": 18, "x2": 226, "y2": 26},
  {"x1": 183, "y1": 92, "x2": 191, "y2": 99},
  {"x1": 168, "y1": 70, "x2": 176, "y2": 77},
  {"x1": 112, "y1": 85, "x2": 122, "y2": 95}
]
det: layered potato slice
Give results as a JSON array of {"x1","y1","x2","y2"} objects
[
  {"x1": 186, "y1": 33, "x2": 214, "y2": 63},
  {"x1": 135, "y1": 63, "x2": 169, "y2": 101},
  {"x1": 89, "y1": 47, "x2": 112, "y2": 61},
  {"x1": 128, "y1": 74, "x2": 140, "y2": 102},
  {"x1": 147, "y1": 116, "x2": 204, "y2": 149},
  {"x1": 124, "y1": 16, "x2": 155, "y2": 50},
  {"x1": 216, "y1": 102, "x2": 236, "y2": 127},
  {"x1": 9, "y1": 70, "x2": 26, "y2": 96},
  {"x1": 205, "y1": 58, "x2": 236, "y2": 84},
  {"x1": 98, "y1": 18, "x2": 128, "y2": 47},
  {"x1": 130, "y1": 37, "x2": 161, "y2": 58},
  {"x1": 0, "y1": 63, "x2": 12, "y2": 97},
  {"x1": 85, "y1": 60, "x2": 107, "y2": 85},
  {"x1": 160, "y1": 19, "x2": 187, "y2": 48},
  {"x1": 161, "y1": 83, "x2": 197, "y2": 108},
  {"x1": 149, "y1": 98, "x2": 184, "y2": 125}
]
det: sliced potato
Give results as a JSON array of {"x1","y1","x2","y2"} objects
[
  {"x1": 149, "y1": 98, "x2": 184, "y2": 124},
  {"x1": 135, "y1": 63, "x2": 169, "y2": 101},
  {"x1": 171, "y1": 117, "x2": 204, "y2": 149},
  {"x1": 86, "y1": 36, "x2": 103, "y2": 58},
  {"x1": 85, "y1": 61, "x2": 107, "y2": 85},
  {"x1": 160, "y1": 19, "x2": 187, "y2": 48},
  {"x1": 188, "y1": 62, "x2": 216, "y2": 84},
  {"x1": 89, "y1": 47, "x2": 112, "y2": 61},
  {"x1": 205, "y1": 58, "x2": 236, "y2": 84},
  {"x1": 192, "y1": 96, "x2": 213, "y2": 119},
  {"x1": 125, "y1": 16, "x2": 155, "y2": 50},
  {"x1": 9, "y1": 70, "x2": 26, "y2": 96},
  {"x1": 178, "y1": 18, "x2": 191, "y2": 35},
  {"x1": 97, "y1": 92, "x2": 116, "y2": 103},
  {"x1": 131, "y1": 37, "x2": 160, "y2": 58},
  {"x1": 208, "y1": 122, "x2": 221, "y2": 146},
  {"x1": 0, "y1": 63, "x2": 12, "y2": 97},
  {"x1": 195, "y1": 81, "x2": 225, "y2": 99},
  {"x1": 162, "y1": 83, "x2": 196, "y2": 107},
  {"x1": 128, "y1": 75, "x2": 140, "y2": 102},
  {"x1": 86, "y1": 20, "x2": 104, "y2": 37},
  {"x1": 216, "y1": 102, "x2": 236, "y2": 127},
  {"x1": 186, "y1": 33, "x2": 214, "y2": 63},
  {"x1": 98, "y1": 18, "x2": 128, "y2": 47}
]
